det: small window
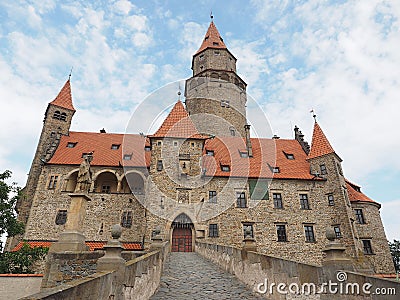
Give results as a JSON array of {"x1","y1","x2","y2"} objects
[
  {"x1": 111, "y1": 144, "x2": 120, "y2": 150},
  {"x1": 67, "y1": 142, "x2": 77, "y2": 148},
  {"x1": 272, "y1": 167, "x2": 280, "y2": 173},
  {"x1": 121, "y1": 211, "x2": 133, "y2": 228},
  {"x1": 55, "y1": 210, "x2": 67, "y2": 225},
  {"x1": 144, "y1": 146, "x2": 151, "y2": 151},
  {"x1": 328, "y1": 194, "x2": 335, "y2": 206},
  {"x1": 362, "y1": 240, "x2": 373, "y2": 254},
  {"x1": 230, "y1": 127, "x2": 236, "y2": 136},
  {"x1": 220, "y1": 100, "x2": 230, "y2": 107},
  {"x1": 284, "y1": 152, "x2": 294, "y2": 160},
  {"x1": 123, "y1": 154, "x2": 132, "y2": 160},
  {"x1": 243, "y1": 223, "x2": 254, "y2": 239},
  {"x1": 221, "y1": 165, "x2": 230, "y2": 172},
  {"x1": 209, "y1": 191, "x2": 217, "y2": 203},
  {"x1": 276, "y1": 225, "x2": 287, "y2": 242},
  {"x1": 101, "y1": 185, "x2": 111, "y2": 193},
  {"x1": 333, "y1": 226, "x2": 342, "y2": 238},
  {"x1": 191, "y1": 142, "x2": 195, "y2": 147},
  {"x1": 273, "y1": 193, "x2": 283, "y2": 209},
  {"x1": 320, "y1": 164, "x2": 327, "y2": 175},
  {"x1": 199, "y1": 54, "x2": 205, "y2": 61},
  {"x1": 157, "y1": 160, "x2": 163, "y2": 171},
  {"x1": 173, "y1": 141, "x2": 178, "y2": 146},
  {"x1": 53, "y1": 110, "x2": 61, "y2": 120},
  {"x1": 206, "y1": 150, "x2": 214, "y2": 156},
  {"x1": 48, "y1": 175, "x2": 59, "y2": 189},
  {"x1": 355, "y1": 209, "x2": 365, "y2": 224},
  {"x1": 157, "y1": 141, "x2": 162, "y2": 146},
  {"x1": 209, "y1": 224, "x2": 218, "y2": 237},
  {"x1": 304, "y1": 225, "x2": 315, "y2": 242},
  {"x1": 60, "y1": 112, "x2": 67, "y2": 121},
  {"x1": 236, "y1": 191, "x2": 246, "y2": 208},
  {"x1": 239, "y1": 151, "x2": 248, "y2": 158},
  {"x1": 300, "y1": 194, "x2": 310, "y2": 209}
]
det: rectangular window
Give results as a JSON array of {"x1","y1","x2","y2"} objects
[
  {"x1": 220, "y1": 100, "x2": 230, "y2": 107},
  {"x1": 144, "y1": 146, "x2": 151, "y2": 151},
  {"x1": 209, "y1": 224, "x2": 218, "y2": 237},
  {"x1": 157, "y1": 160, "x2": 163, "y2": 171},
  {"x1": 284, "y1": 152, "x2": 294, "y2": 160},
  {"x1": 55, "y1": 210, "x2": 67, "y2": 225},
  {"x1": 239, "y1": 151, "x2": 248, "y2": 158},
  {"x1": 101, "y1": 185, "x2": 111, "y2": 193},
  {"x1": 123, "y1": 154, "x2": 132, "y2": 160},
  {"x1": 355, "y1": 209, "x2": 365, "y2": 224},
  {"x1": 48, "y1": 175, "x2": 59, "y2": 189},
  {"x1": 67, "y1": 142, "x2": 77, "y2": 148},
  {"x1": 249, "y1": 179, "x2": 269, "y2": 200},
  {"x1": 209, "y1": 191, "x2": 217, "y2": 203},
  {"x1": 273, "y1": 193, "x2": 283, "y2": 209},
  {"x1": 243, "y1": 224, "x2": 254, "y2": 239},
  {"x1": 236, "y1": 192, "x2": 247, "y2": 208},
  {"x1": 121, "y1": 211, "x2": 133, "y2": 228},
  {"x1": 320, "y1": 164, "x2": 327, "y2": 175},
  {"x1": 362, "y1": 240, "x2": 373, "y2": 254},
  {"x1": 111, "y1": 144, "x2": 120, "y2": 150},
  {"x1": 300, "y1": 194, "x2": 310, "y2": 209},
  {"x1": 328, "y1": 194, "x2": 335, "y2": 206},
  {"x1": 333, "y1": 226, "x2": 342, "y2": 238},
  {"x1": 304, "y1": 225, "x2": 315, "y2": 242},
  {"x1": 206, "y1": 150, "x2": 214, "y2": 156},
  {"x1": 221, "y1": 165, "x2": 230, "y2": 172},
  {"x1": 276, "y1": 225, "x2": 287, "y2": 242},
  {"x1": 272, "y1": 167, "x2": 280, "y2": 173}
]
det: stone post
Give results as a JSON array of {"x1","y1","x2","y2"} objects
[
  {"x1": 97, "y1": 224, "x2": 126, "y2": 271},
  {"x1": 322, "y1": 227, "x2": 353, "y2": 270},
  {"x1": 150, "y1": 226, "x2": 163, "y2": 250},
  {"x1": 49, "y1": 194, "x2": 90, "y2": 252}
]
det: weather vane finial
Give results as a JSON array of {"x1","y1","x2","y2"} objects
[
  {"x1": 69, "y1": 67, "x2": 73, "y2": 80},
  {"x1": 210, "y1": 11, "x2": 213, "y2": 21},
  {"x1": 178, "y1": 83, "x2": 182, "y2": 100},
  {"x1": 310, "y1": 109, "x2": 317, "y2": 123}
]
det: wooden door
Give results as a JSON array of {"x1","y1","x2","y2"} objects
[{"x1": 172, "y1": 228, "x2": 192, "y2": 252}]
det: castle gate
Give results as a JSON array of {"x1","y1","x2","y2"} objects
[{"x1": 171, "y1": 213, "x2": 193, "y2": 252}]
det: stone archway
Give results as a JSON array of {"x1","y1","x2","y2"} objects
[{"x1": 171, "y1": 213, "x2": 193, "y2": 252}]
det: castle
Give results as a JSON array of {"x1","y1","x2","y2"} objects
[{"x1": 7, "y1": 21, "x2": 395, "y2": 274}]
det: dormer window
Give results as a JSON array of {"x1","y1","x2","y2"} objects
[
  {"x1": 239, "y1": 151, "x2": 248, "y2": 158},
  {"x1": 123, "y1": 154, "x2": 132, "y2": 160},
  {"x1": 272, "y1": 167, "x2": 280, "y2": 173},
  {"x1": 213, "y1": 42, "x2": 219, "y2": 46},
  {"x1": 221, "y1": 165, "x2": 230, "y2": 172},
  {"x1": 111, "y1": 144, "x2": 120, "y2": 150},
  {"x1": 67, "y1": 142, "x2": 77, "y2": 148},
  {"x1": 206, "y1": 150, "x2": 214, "y2": 156},
  {"x1": 284, "y1": 152, "x2": 294, "y2": 160},
  {"x1": 205, "y1": 36, "x2": 209, "y2": 40},
  {"x1": 144, "y1": 146, "x2": 151, "y2": 151}
]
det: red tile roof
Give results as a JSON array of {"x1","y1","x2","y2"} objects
[
  {"x1": 49, "y1": 79, "x2": 75, "y2": 111},
  {"x1": 196, "y1": 21, "x2": 227, "y2": 54},
  {"x1": 11, "y1": 241, "x2": 143, "y2": 252},
  {"x1": 308, "y1": 122, "x2": 335, "y2": 159},
  {"x1": 345, "y1": 179, "x2": 376, "y2": 203},
  {"x1": 150, "y1": 101, "x2": 207, "y2": 139},
  {"x1": 48, "y1": 132, "x2": 150, "y2": 167}
]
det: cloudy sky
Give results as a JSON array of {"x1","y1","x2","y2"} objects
[{"x1": 0, "y1": 0, "x2": 399, "y2": 241}]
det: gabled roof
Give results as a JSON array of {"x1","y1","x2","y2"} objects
[
  {"x1": 308, "y1": 122, "x2": 336, "y2": 159},
  {"x1": 48, "y1": 131, "x2": 150, "y2": 167},
  {"x1": 11, "y1": 241, "x2": 143, "y2": 252},
  {"x1": 196, "y1": 21, "x2": 227, "y2": 54},
  {"x1": 49, "y1": 79, "x2": 75, "y2": 111},
  {"x1": 150, "y1": 101, "x2": 207, "y2": 139}
]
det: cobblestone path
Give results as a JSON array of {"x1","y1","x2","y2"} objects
[{"x1": 150, "y1": 252, "x2": 264, "y2": 300}]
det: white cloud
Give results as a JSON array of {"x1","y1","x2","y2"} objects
[{"x1": 113, "y1": 0, "x2": 135, "y2": 15}]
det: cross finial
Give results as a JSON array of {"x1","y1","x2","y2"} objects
[
  {"x1": 68, "y1": 67, "x2": 73, "y2": 80},
  {"x1": 310, "y1": 109, "x2": 317, "y2": 123}
]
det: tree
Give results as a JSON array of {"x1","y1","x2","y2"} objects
[
  {"x1": 389, "y1": 240, "x2": 400, "y2": 272},
  {"x1": 0, "y1": 170, "x2": 24, "y2": 252}
]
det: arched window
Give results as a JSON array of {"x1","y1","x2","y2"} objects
[
  {"x1": 60, "y1": 112, "x2": 67, "y2": 121},
  {"x1": 53, "y1": 111, "x2": 61, "y2": 120}
]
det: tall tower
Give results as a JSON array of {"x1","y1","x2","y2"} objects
[
  {"x1": 184, "y1": 20, "x2": 247, "y2": 137},
  {"x1": 10, "y1": 79, "x2": 75, "y2": 249}
]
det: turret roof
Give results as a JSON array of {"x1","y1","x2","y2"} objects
[
  {"x1": 308, "y1": 122, "x2": 335, "y2": 159},
  {"x1": 196, "y1": 21, "x2": 227, "y2": 54},
  {"x1": 49, "y1": 79, "x2": 75, "y2": 111}
]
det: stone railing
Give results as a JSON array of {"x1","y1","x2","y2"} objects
[{"x1": 196, "y1": 241, "x2": 400, "y2": 299}]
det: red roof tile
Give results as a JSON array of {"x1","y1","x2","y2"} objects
[
  {"x1": 150, "y1": 101, "x2": 207, "y2": 139},
  {"x1": 196, "y1": 21, "x2": 227, "y2": 54},
  {"x1": 308, "y1": 122, "x2": 335, "y2": 159},
  {"x1": 48, "y1": 132, "x2": 150, "y2": 167},
  {"x1": 49, "y1": 79, "x2": 75, "y2": 111},
  {"x1": 11, "y1": 241, "x2": 143, "y2": 252},
  {"x1": 345, "y1": 179, "x2": 376, "y2": 203}
]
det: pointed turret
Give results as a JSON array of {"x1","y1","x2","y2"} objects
[
  {"x1": 151, "y1": 101, "x2": 206, "y2": 139},
  {"x1": 196, "y1": 21, "x2": 227, "y2": 54},
  {"x1": 49, "y1": 79, "x2": 75, "y2": 111},
  {"x1": 308, "y1": 122, "x2": 336, "y2": 159}
]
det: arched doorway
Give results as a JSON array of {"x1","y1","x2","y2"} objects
[{"x1": 171, "y1": 213, "x2": 193, "y2": 252}]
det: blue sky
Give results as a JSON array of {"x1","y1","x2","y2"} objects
[{"x1": 0, "y1": 0, "x2": 399, "y2": 241}]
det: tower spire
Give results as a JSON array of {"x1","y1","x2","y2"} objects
[
  {"x1": 49, "y1": 79, "x2": 75, "y2": 111},
  {"x1": 195, "y1": 20, "x2": 227, "y2": 54},
  {"x1": 308, "y1": 122, "x2": 335, "y2": 159}
]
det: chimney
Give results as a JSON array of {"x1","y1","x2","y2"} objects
[
  {"x1": 244, "y1": 124, "x2": 253, "y2": 157},
  {"x1": 294, "y1": 126, "x2": 310, "y2": 154}
]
